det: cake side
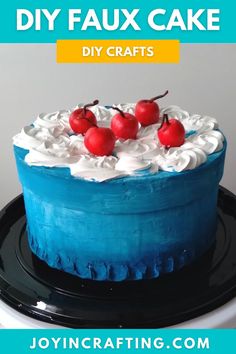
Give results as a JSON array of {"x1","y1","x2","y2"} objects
[{"x1": 14, "y1": 143, "x2": 226, "y2": 281}]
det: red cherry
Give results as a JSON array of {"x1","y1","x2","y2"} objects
[
  {"x1": 110, "y1": 106, "x2": 139, "y2": 140},
  {"x1": 84, "y1": 127, "x2": 116, "y2": 156},
  {"x1": 69, "y1": 100, "x2": 99, "y2": 134},
  {"x1": 158, "y1": 114, "x2": 185, "y2": 148},
  {"x1": 135, "y1": 90, "x2": 169, "y2": 127}
]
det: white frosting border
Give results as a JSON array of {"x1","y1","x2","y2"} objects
[{"x1": 13, "y1": 104, "x2": 224, "y2": 182}]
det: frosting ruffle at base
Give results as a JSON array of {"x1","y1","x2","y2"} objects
[{"x1": 28, "y1": 228, "x2": 215, "y2": 281}]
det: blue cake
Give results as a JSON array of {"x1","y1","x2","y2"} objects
[{"x1": 13, "y1": 104, "x2": 226, "y2": 281}]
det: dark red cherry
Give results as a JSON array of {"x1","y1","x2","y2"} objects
[
  {"x1": 69, "y1": 100, "x2": 99, "y2": 134},
  {"x1": 158, "y1": 114, "x2": 185, "y2": 147},
  {"x1": 135, "y1": 90, "x2": 168, "y2": 126},
  {"x1": 84, "y1": 127, "x2": 116, "y2": 156},
  {"x1": 110, "y1": 106, "x2": 139, "y2": 140}
]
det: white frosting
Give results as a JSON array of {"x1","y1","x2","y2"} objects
[{"x1": 13, "y1": 104, "x2": 224, "y2": 182}]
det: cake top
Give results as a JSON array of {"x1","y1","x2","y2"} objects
[{"x1": 13, "y1": 103, "x2": 224, "y2": 182}]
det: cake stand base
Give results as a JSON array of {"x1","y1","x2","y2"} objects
[
  {"x1": 1, "y1": 297, "x2": 236, "y2": 329},
  {"x1": 0, "y1": 186, "x2": 236, "y2": 328}
]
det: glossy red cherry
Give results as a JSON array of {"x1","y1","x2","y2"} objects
[
  {"x1": 69, "y1": 100, "x2": 99, "y2": 134},
  {"x1": 84, "y1": 127, "x2": 116, "y2": 156},
  {"x1": 158, "y1": 114, "x2": 185, "y2": 148},
  {"x1": 135, "y1": 90, "x2": 169, "y2": 127},
  {"x1": 110, "y1": 106, "x2": 139, "y2": 140}
]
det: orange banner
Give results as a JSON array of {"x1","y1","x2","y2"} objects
[{"x1": 57, "y1": 40, "x2": 180, "y2": 63}]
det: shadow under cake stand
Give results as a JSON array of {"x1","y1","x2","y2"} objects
[{"x1": 0, "y1": 186, "x2": 236, "y2": 328}]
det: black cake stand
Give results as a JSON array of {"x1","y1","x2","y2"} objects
[{"x1": 0, "y1": 186, "x2": 236, "y2": 328}]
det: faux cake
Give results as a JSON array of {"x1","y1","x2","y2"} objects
[{"x1": 13, "y1": 98, "x2": 226, "y2": 281}]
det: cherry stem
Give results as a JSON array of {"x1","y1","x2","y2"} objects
[
  {"x1": 159, "y1": 114, "x2": 170, "y2": 129},
  {"x1": 110, "y1": 106, "x2": 125, "y2": 117},
  {"x1": 150, "y1": 90, "x2": 169, "y2": 102},
  {"x1": 83, "y1": 99, "x2": 99, "y2": 113}
]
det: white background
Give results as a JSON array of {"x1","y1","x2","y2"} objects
[{"x1": 0, "y1": 44, "x2": 235, "y2": 209}]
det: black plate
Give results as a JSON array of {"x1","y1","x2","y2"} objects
[{"x1": 0, "y1": 186, "x2": 236, "y2": 328}]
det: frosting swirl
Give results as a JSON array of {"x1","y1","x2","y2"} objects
[{"x1": 13, "y1": 105, "x2": 224, "y2": 182}]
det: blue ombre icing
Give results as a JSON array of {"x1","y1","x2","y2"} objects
[{"x1": 14, "y1": 143, "x2": 226, "y2": 281}]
